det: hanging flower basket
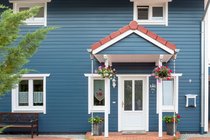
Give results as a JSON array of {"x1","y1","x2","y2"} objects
[
  {"x1": 152, "y1": 66, "x2": 172, "y2": 80},
  {"x1": 96, "y1": 65, "x2": 116, "y2": 79}
]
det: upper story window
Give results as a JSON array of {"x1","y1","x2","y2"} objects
[
  {"x1": 12, "y1": 74, "x2": 50, "y2": 114},
  {"x1": 132, "y1": 0, "x2": 169, "y2": 26},
  {"x1": 10, "y1": 0, "x2": 51, "y2": 26}
]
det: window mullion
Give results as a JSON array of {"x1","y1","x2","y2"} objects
[
  {"x1": 29, "y1": 79, "x2": 33, "y2": 108},
  {"x1": 149, "y1": 6, "x2": 152, "y2": 21},
  {"x1": 132, "y1": 80, "x2": 135, "y2": 111}
]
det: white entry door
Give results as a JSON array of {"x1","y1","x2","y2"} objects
[{"x1": 121, "y1": 77, "x2": 148, "y2": 131}]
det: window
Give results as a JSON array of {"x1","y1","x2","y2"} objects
[
  {"x1": 93, "y1": 79, "x2": 105, "y2": 106},
  {"x1": 10, "y1": 0, "x2": 50, "y2": 26},
  {"x1": 12, "y1": 74, "x2": 50, "y2": 114},
  {"x1": 162, "y1": 80, "x2": 174, "y2": 107},
  {"x1": 160, "y1": 75, "x2": 180, "y2": 112},
  {"x1": 133, "y1": 0, "x2": 168, "y2": 25}
]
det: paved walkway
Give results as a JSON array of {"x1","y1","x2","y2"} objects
[
  {"x1": 0, "y1": 135, "x2": 85, "y2": 140},
  {"x1": 86, "y1": 132, "x2": 181, "y2": 140},
  {"x1": 180, "y1": 133, "x2": 210, "y2": 140}
]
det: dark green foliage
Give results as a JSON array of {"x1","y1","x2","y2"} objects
[{"x1": 0, "y1": 4, "x2": 55, "y2": 95}]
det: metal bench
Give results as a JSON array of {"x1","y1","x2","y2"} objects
[{"x1": 0, "y1": 112, "x2": 39, "y2": 138}]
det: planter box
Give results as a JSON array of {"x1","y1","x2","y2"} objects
[
  {"x1": 165, "y1": 122, "x2": 177, "y2": 135},
  {"x1": 93, "y1": 123, "x2": 103, "y2": 136}
]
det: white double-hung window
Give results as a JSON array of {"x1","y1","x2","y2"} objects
[
  {"x1": 10, "y1": 0, "x2": 51, "y2": 26},
  {"x1": 132, "y1": 0, "x2": 169, "y2": 26},
  {"x1": 12, "y1": 74, "x2": 50, "y2": 114}
]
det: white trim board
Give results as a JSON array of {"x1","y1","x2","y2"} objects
[{"x1": 92, "y1": 30, "x2": 174, "y2": 55}]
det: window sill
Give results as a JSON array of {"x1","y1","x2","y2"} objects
[
  {"x1": 90, "y1": 106, "x2": 106, "y2": 112},
  {"x1": 137, "y1": 21, "x2": 167, "y2": 26},
  {"x1": 12, "y1": 108, "x2": 45, "y2": 114}
]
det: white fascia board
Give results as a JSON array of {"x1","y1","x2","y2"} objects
[
  {"x1": 92, "y1": 30, "x2": 133, "y2": 55},
  {"x1": 134, "y1": 30, "x2": 174, "y2": 54},
  {"x1": 93, "y1": 30, "x2": 174, "y2": 55},
  {"x1": 9, "y1": 0, "x2": 51, "y2": 3}
]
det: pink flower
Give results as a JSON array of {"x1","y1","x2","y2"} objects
[{"x1": 155, "y1": 76, "x2": 159, "y2": 79}]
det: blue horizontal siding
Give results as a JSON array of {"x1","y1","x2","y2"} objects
[{"x1": 0, "y1": 0, "x2": 204, "y2": 133}]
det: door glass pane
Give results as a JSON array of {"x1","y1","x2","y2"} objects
[
  {"x1": 94, "y1": 80, "x2": 105, "y2": 106},
  {"x1": 135, "y1": 80, "x2": 143, "y2": 111},
  {"x1": 33, "y1": 80, "x2": 43, "y2": 106},
  {"x1": 138, "y1": 6, "x2": 149, "y2": 20},
  {"x1": 124, "y1": 80, "x2": 132, "y2": 111},
  {"x1": 19, "y1": 80, "x2": 29, "y2": 106},
  {"x1": 162, "y1": 80, "x2": 174, "y2": 105}
]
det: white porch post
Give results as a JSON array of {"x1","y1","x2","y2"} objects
[
  {"x1": 104, "y1": 57, "x2": 110, "y2": 137},
  {"x1": 156, "y1": 57, "x2": 163, "y2": 137}
]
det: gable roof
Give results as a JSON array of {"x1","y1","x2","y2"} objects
[{"x1": 91, "y1": 21, "x2": 176, "y2": 55}]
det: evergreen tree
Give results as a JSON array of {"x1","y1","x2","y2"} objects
[{"x1": 0, "y1": 5, "x2": 55, "y2": 96}]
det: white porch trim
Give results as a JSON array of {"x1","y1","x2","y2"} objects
[{"x1": 92, "y1": 30, "x2": 174, "y2": 55}]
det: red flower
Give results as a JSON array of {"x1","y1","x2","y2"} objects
[
  {"x1": 167, "y1": 77, "x2": 171, "y2": 80},
  {"x1": 177, "y1": 114, "x2": 181, "y2": 119},
  {"x1": 169, "y1": 70, "x2": 172, "y2": 73},
  {"x1": 171, "y1": 118, "x2": 176, "y2": 123}
]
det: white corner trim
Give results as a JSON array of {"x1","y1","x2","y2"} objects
[
  {"x1": 133, "y1": 30, "x2": 174, "y2": 54},
  {"x1": 92, "y1": 30, "x2": 133, "y2": 55},
  {"x1": 92, "y1": 29, "x2": 175, "y2": 55}
]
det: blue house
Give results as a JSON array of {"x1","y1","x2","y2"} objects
[{"x1": 0, "y1": 0, "x2": 210, "y2": 138}]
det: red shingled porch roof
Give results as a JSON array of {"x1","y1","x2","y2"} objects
[{"x1": 91, "y1": 21, "x2": 176, "y2": 52}]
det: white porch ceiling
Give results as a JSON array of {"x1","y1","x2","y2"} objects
[{"x1": 95, "y1": 54, "x2": 173, "y2": 63}]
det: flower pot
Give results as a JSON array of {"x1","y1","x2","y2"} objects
[
  {"x1": 93, "y1": 123, "x2": 103, "y2": 136},
  {"x1": 165, "y1": 122, "x2": 177, "y2": 135}
]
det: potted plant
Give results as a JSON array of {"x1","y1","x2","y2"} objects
[
  {"x1": 163, "y1": 114, "x2": 181, "y2": 135},
  {"x1": 152, "y1": 66, "x2": 172, "y2": 80},
  {"x1": 88, "y1": 116, "x2": 104, "y2": 136}
]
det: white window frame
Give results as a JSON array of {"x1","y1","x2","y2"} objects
[
  {"x1": 162, "y1": 79, "x2": 176, "y2": 111},
  {"x1": 10, "y1": 0, "x2": 50, "y2": 26},
  {"x1": 91, "y1": 77, "x2": 106, "y2": 111},
  {"x1": 84, "y1": 74, "x2": 110, "y2": 113},
  {"x1": 12, "y1": 74, "x2": 50, "y2": 114},
  {"x1": 156, "y1": 74, "x2": 182, "y2": 113},
  {"x1": 133, "y1": 0, "x2": 168, "y2": 26}
]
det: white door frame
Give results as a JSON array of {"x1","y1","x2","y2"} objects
[{"x1": 117, "y1": 74, "x2": 150, "y2": 131}]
